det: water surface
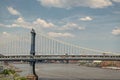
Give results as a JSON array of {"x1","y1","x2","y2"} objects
[{"x1": 13, "y1": 63, "x2": 120, "y2": 80}]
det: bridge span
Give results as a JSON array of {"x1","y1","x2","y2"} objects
[{"x1": 0, "y1": 55, "x2": 120, "y2": 61}]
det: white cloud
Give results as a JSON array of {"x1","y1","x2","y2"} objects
[
  {"x1": 112, "y1": 28, "x2": 120, "y2": 36},
  {"x1": 48, "y1": 32, "x2": 74, "y2": 37},
  {"x1": 11, "y1": 17, "x2": 33, "y2": 29},
  {"x1": 38, "y1": 0, "x2": 112, "y2": 9},
  {"x1": 78, "y1": 27, "x2": 85, "y2": 30},
  {"x1": 7, "y1": 7, "x2": 21, "y2": 16},
  {"x1": 16, "y1": 17, "x2": 24, "y2": 23},
  {"x1": 0, "y1": 17, "x2": 33, "y2": 29},
  {"x1": 0, "y1": 23, "x2": 11, "y2": 28},
  {"x1": 80, "y1": 16, "x2": 93, "y2": 21},
  {"x1": 59, "y1": 23, "x2": 85, "y2": 30},
  {"x1": 33, "y1": 18, "x2": 55, "y2": 28},
  {"x1": 2, "y1": 32, "x2": 9, "y2": 36},
  {"x1": 0, "y1": 17, "x2": 56, "y2": 30},
  {"x1": 0, "y1": 23, "x2": 5, "y2": 27}
]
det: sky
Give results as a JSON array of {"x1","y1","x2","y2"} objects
[{"x1": 0, "y1": 0, "x2": 120, "y2": 54}]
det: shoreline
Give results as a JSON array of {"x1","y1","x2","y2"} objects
[{"x1": 102, "y1": 66, "x2": 120, "y2": 70}]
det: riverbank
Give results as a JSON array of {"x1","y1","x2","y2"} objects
[
  {"x1": 78, "y1": 61, "x2": 120, "y2": 70},
  {"x1": 102, "y1": 66, "x2": 120, "y2": 70},
  {"x1": 0, "y1": 64, "x2": 27, "y2": 80},
  {"x1": 0, "y1": 68, "x2": 27, "y2": 80}
]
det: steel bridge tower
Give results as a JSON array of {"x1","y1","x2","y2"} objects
[{"x1": 27, "y1": 29, "x2": 38, "y2": 80}]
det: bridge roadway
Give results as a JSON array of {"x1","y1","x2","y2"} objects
[{"x1": 0, "y1": 55, "x2": 120, "y2": 61}]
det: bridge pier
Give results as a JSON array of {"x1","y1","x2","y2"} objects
[
  {"x1": 27, "y1": 61, "x2": 38, "y2": 80},
  {"x1": 27, "y1": 29, "x2": 38, "y2": 80},
  {"x1": 65, "y1": 53, "x2": 69, "y2": 64},
  {"x1": 66, "y1": 60, "x2": 69, "y2": 64}
]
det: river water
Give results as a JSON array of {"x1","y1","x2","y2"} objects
[{"x1": 13, "y1": 63, "x2": 120, "y2": 80}]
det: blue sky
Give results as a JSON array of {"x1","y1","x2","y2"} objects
[{"x1": 0, "y1": 0, "x2": 120, "y2": 54}]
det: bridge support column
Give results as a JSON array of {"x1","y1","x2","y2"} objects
[
  {"x1": 27, "y1": 29, "x2": 38, "y2": 80},
  {"x1": 66, "y1": 60, "x2": 69, "y2": 64},
  {"x1": 65, "y1": 53, "x2": 69, "y2": 64}
]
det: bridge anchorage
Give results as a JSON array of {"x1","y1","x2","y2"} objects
[{"x1": 27, "y1": 29, "x2": 38, "y2": 80}]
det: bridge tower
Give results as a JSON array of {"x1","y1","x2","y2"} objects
[{"x1": 27, "y1": 29, "x2": 38, "y2": 80}]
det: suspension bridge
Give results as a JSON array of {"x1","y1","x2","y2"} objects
[
  {"x1": 0, "y1": 29, "x2": 120, "y2": 80},
  {"x1": 0, "y1": 29, "x2": 120, "y2": 61}
]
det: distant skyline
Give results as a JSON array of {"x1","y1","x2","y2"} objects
[{"x1": 0, "y1": 0, "x2": 120, "y2": 53}]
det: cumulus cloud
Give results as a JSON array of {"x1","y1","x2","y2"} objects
[
  {"x1": 59, "y1": 23, "x2": 85, "y2": 30},
  {"x1": 0, "y1": 23, "x2": 11, "y2": 28},
  {"x1": 33, "y1": 18, "x2": 55, "y2": 28},
  {"x1": 0, "y1": 17, "x2": 33, "y2": 29},
  {"x1": 38, "y1": 0, "x2": 112, "y2": 9},
  {"x1": 2, "y1": 32, "x2": 10, "y2": 36},
  {"x1": 112, "y1": 28, "x2": 120, "y2": 36},
  {"x1": 48, "y1": 32, "x2": 74, "y2": 37},
  {"x1": 12, "y1": 17, "x2": 55, "y2": 29},
  {"x1": 16, "y1": 17, "x2": 24, "y2": 23},
  {"x1": 0, "y1": 17, "x2": 55, "y2": 29},
  {"x1": 0, "y1": 17, "x2": 84, "y2": 38},
  {"x1": 7, "y1": 7, "x2": 21, "y2": 16},
  {"x1": 80, "y1": 16, "x2": 93, "y2": 21},
  {"x1": 12, "y1": 17, "x2": 33, "y2": 29},
  {"x1": 2, "y1": 17, "x2": 33, "y2": 29}
]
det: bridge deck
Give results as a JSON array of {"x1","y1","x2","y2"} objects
[{"x1": 0, "y1": 55, "x2": 120, "y2": 61}]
